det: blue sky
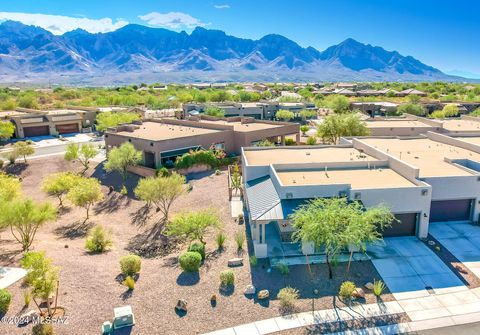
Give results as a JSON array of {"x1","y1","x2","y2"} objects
[{"x1": 1, "y1": 0, "x2": 479, "y2": 76}]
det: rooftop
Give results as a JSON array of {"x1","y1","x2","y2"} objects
[
  {"x1": 364, "y1": 119, "x2": 434, "y2": 129},
  {"x1": 439, "y1": 119, "x2": 480, "y2": 132},
  {"x1": 244, "y1": 147, "x2": 375, "y2": 166},
  {"x1": 114, "y1": 122, "x2": 221, "y2": 141},
  {"x1": 276, "y1": 167, "x2": 416, "y2": 189},
  {"x1": 455, "y1": 136, "x2": 480, "y2": 146},
  {"x1": 199, "y1": 119, "x2": 282, "y2": 132},
  {"x1": 360, "y1": 137, "x2": 480, "y2": 177}
]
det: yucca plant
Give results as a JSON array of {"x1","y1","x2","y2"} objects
[{"x1": 373, "y1": 279, "x2": 386, "y2": 297}]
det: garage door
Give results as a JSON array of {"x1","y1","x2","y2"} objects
[
  {"x1": 382, "y1": 213, "x2": 417, "y2": 237},
  {"x1": 23, "y1": 125, "x2": 49, "y2": 137},
  {"x1": 430, "y1": 199, "x2": 472, "y2": 222},
  {"x1": 56, "y1": 123, "x2": 79, "y2": 134}
]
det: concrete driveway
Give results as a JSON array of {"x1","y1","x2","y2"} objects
[
  {"x1": 368, "y1": 237, "x2": 466, "y2": 300},
  {"x1": 429, "y1": 222, "x2": 480, "y2": 278}
]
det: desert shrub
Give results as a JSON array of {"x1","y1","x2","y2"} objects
[
  {"x1": 175, "y1": 150, "x2": 218, "y2": 169},
  {"x1": 188, "y1": 242, "x2": 206, "y2": 260},
  {"x1": 429, "y1": 110, "x2": 445, "y2": 119},
  {"x1": 179, "y1": 251, "x2": 202, "y2": 272},
  {"x1": 234, "y1": 231, "x2": 245, "y2": 250},
  {"x1": 32, "y1": 323, "x2": 55, "y2": 335},
  {"x1": 24, "y1": 290, "x2": 31, "y2": 307},
  {"x1": 219, "y1": 270, "x2": 235, "y2": 286},
  {"x1": 249, "y1": 256, "x2": 258, "y2": 267},
  {"x1": 215, "y1": 232, "x2": 226, "y2": 249},
  {"x1": 373, "y1": 279, "x2": 386, "y2": 297},
  {"x1": 120, "y1": 185, "x2": 128, "y2": 195},
  {"x1": 156, "y1": 167, "x2": 169, "y2": 177},
  {"x1": 285, "y1": 138, "x2": 296, "y2": 146},
  {"x1": 0, "y1": 288, "x2": 11, "y2": 313},
  {"x1": 277, "y1": 287, "x2": 299, "y2": 310},
  {"x1": 276, "y1": 262, "x2": 289, "y2": 275},
  {"x1": 123, "y1": 276, "x2": 135, "y2": 290},
  {"x1": 85, "y1": 225, "x2": 113, "y2": 253},
  {"x1": 120, "y1": 254, "x2": 142, "y2": 276},
  {"x1": 397, "y1": 103, "x2": 426, "y2": 116},
  {"x1": 306, "y1": 136, "x2": 317, "y2": 145},
  {"x1": 339, "y1": 281, "x2": 356, "y2": 300}
]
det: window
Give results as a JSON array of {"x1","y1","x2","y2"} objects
[{"x1": 213, "y1": 142, "x2": 225, "y2": 150}]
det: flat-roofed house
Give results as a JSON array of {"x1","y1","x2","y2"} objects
[
  {"x1": 243, "y1": 131, "x2": 480, "y2": 260},
  {"x1": 364, "y1": 118, "x2": 440, "y2": 136},
  {"x1": 105, "y1": 116, "x2": 300, "y2": 169},
  {"x1": 242, "y1": 144, "x2": 432, "y2": 259}
]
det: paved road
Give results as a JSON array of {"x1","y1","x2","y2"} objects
[
  {"x1": 0, "y1": 140, "x2": 104, "y2": 161},
  {"x1": 413, "y1": 321, "x2": 480, "y2": 334}
]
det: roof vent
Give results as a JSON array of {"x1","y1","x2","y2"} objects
[{"x1": 306, "y1": 152, "x2": 310, "y2": 156}]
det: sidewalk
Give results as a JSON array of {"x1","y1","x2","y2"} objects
[{"x1": 203, "y1": 287, "x2": 480, "y2": 335}]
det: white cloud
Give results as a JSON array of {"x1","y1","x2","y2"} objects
[
  {"x1": 138, "y1": 12, "x2": 207, "y2": 30},
  {"x1": 0, "y1": 12, "x2": 128, "y2": 35},
  {"x1": 214, "y1": 4, "x2": 230, "y2": 9}
]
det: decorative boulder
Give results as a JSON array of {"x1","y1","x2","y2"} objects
[
  {"x1": 352, "y1": 288, "x2": 365, "y2": 299},
  {"x1": 175, "y1": 299, "x2": 187, "y2": 312},
  {"x1": 257, "y1": 290, "x2": 269, "y2": 300},
  {"x1": 244, "y1": 285, "x2": 256, "y2": 295},
  {"x1": 456, "y1": 265, "x2": 468, "y2": 274},
  {"x1": 364, "y1": 282, "x2": 374, "y2": 290},
  {"x1": 228, "y1": 258, "x2": 243, "y2": 267}
]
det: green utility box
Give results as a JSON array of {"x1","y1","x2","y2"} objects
[
  {"x1": 113, "y1": 305, "x2": 135, "y2": 329},
  {"x1": 102, "y1": 321, "x2": 112, "y2": 335}
]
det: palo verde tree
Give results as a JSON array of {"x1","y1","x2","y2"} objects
[
  {"x1": 0, "y1": 199, "x2": 56, "y2": 251},
  {"x1": 275, "y1": 109, "x2": 295, "y2": 121},
  {"x1": 324, "y1": 95, "x2": 350, "y2": 113},
  {"x1": 41, "y1": 172, "x2": 80, "y2": 208},
  {"x1": 316, "y1": 113, "x2": 369, "y2": 144},
  {"x1": 64, "y1": 143, "x2": 98, "y2": 175},
  {"x1": 0, "y1": 121, "x2": 15, "y2": 141},
  {"x1": 203, "y1": 106, "x2": 225, "y2": 118},
  {"x1": 290, "y1": 197, "x2": 394, "y2": 279},
  {"x1": 0, "y1": 172, "x2": 22, "y2": 203},
  {"x1": 96, "y1": 111, "x2": 141, "y2": 132},
  {"x1": 166, "y1": 208, "x2": 221, "y2": 244},
  {"x1": 134, "y1": 172, "x2": 186, "y2": 222},
  {"x1": 21, "y1": 251, "x2": 60, "y2": 318},
  {"x1": 12, "y1": 141, "x2": 35, "y2": 164},
  {"x1": 67, "y1": 177, "x2": 104, "y2": 221},
  {"x1": 104, "y1": 142, "x2": 142, "y2": 185}
]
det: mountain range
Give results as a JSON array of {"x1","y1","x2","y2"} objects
[{"x1": 0, "y1": 20, "x2": 466, "y2": 84}]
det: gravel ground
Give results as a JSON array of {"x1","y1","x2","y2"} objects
[{"x1": 0, "y1": 156, "x2": 392, "y2": 335}]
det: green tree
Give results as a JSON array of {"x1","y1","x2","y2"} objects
[
  {"x1": 96, "y1": 111, "x2": 141, "y2": 132},
  {"x1": 470, "y1": 108, "x2": 480, "y2": 117},
  {"x1": 41, "y1": 172, "x2": 80, "y2": 208},
  {"x1": 21, "y1": 251, "x2": 60, "y2": 317},
  {"x1": 166, "y1": 208, "x2": 221, "y2": 244},
  {"x1": 0, "y1": 172, "x2": 21, "y2": 202},
  {"x1": 317, "y1": 113, "x2": 369, "y2": 144},
  {"x1": 300, "y1": 125, "x2": 310, "y2": 136},
  {"x1": 0, "y1": 199, "x2": 56, "y2": 251},
  {"x1": 442, "y1": 104, "x2": 459, "y2": 117},
  {"x1": 291, "y1": 198, "x2": 394, "y2": 279},
  {"x1": 13, "y1": 141, "x2": 35, "y2": 163},
  {"x1": 0, "y1": 121, "x2": 15, "y2": 141},
  {"x1": 299, "y1": 109, "x2": 317, "y2": 120},
  {"x1": 408, "y1": 94, "x2": 421, "y2": 103},
  {"x1": 397, "y1": 103, "x2": 426, "y2": 116},
  {"x1": 203, "y1": 106, "x2": 225, "y2": 118},
  {"x1": 134, "y1": 173, "x2": 186, "y2": 222},
  {"x1": 104, "y1": 142, "x2": 142, "y2": 185},
  {"x1": 306, "y1": 136, "x2": 317, "y2": 145},
  {"x1": 275, "y1": 109, "x2": 295, "y2": 121},
  {"x1": 64, "y1": 143, "x2": 98, "y2": 174},
  {"x1": 325, "y1": 95, "x2": 350, "y2": 113},
  {"x1": 429, "y1": 110, "x2": 446, "y2": 119},
  {"x1": 67, "y1": 177, "x2": 104, "y2": 221}
]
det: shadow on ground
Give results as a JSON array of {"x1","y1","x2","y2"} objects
[
  {"x1": 54, "y1": 221, "x2": 94, "y2": 239},
  {"x1": 176, "y1": 272, "x2": 200, "y2": 286},
  {"x1": 126, "y1": 223, "x2": 179, "y2": 258},
  {"x1": 90, "y1": 163, "x2": 140, "y2": 197}
]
